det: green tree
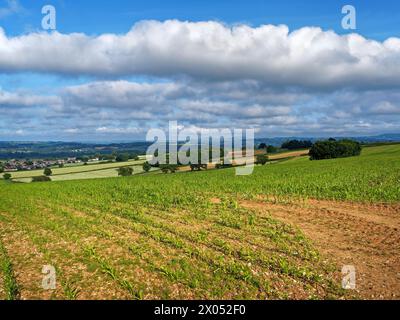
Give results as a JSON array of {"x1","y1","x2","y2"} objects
[
  {"x1": 142, "y1": 162, "x2": 152, "y2": 172},
  {"x1": 44, "y1": 168, "x2": 53, "y2": 176},
  {"x1": 160, "y1": 164, "x2": 178, "y2": 174},
  {"x1": 117, "y1": 167, "x2": 134, "y2": 176},
  {"x1": 101, "y1": 154, "x2": 116, "y2": 161},
  {"x1": 3, "y1": 173, "x2": 11, "y2": 180},
  {"x1": 309, "y1": 139, "x2": 361, "y2": 160},
  {"x1": 80, "y1": 156, "x2": 90, "y2": 163},
  {"x1": 282, "y1": 140, "x2": 313, "y2": 150},
  {"x1": 116, "y1": 154, "x2": 130, "y2": 162},
  {"x1": 32, "y1": 176, "x2": 51, "y2": 182},
  {"x1": 256, "y1": 154, "x2": 269, "y2": 165},
  {"x1": 129, "y1": 153, "x2": 140, "y2": 161},
  {"x1": 160, "y1": 165, "x2": 170, "y2": 174},
  {"x1": 266, "y1": 145, "x2": 278, "y2": 153}
]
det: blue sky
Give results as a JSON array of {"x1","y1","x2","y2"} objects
[
  {"x1": 0, "y1": 0, "x2": 400, "y2": 141},
  {"x1": 1, "y1": 0, "x2": 398, "y2": 39}
]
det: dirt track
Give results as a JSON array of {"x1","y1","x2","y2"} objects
[{"x1": 241, "y1": 199, "x2": 400, "y2": 300}]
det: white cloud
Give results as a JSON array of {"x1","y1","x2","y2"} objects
[
  {"x1": 64, "y1": 128, "x2": 79, "y2": 134},
  {"x1": 0, "y1": 89, "x2": 61, "y2": 108},
  {"x1": 369, "y1": 101, "x2": 400, "y2": 114},
  {"x1": 1, "y1": 17, "x2": 400, "y2": 139},
  {"x1": 63, "y1": 80, "x2": 184, "y2": 110},
  {"x1": 1, "y1": 78, "x2": 400, "y2": 139},
  {"x1": 0, "y1": 20, "x2": 400, "y2": 89},
  {"x1": 95, "y1": 126, "x2": 144, "y2": 134}
]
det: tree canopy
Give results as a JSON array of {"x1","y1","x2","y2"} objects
[
  {"x1": 3, "y1": 173, "x2": 11, "y2": 180},
  {"x1": 117, "y1": 167, "x2": 134, "y2": 176},
  {"x1": 281, "y1": 140, "x2": 313, "y2": 150},
  {"x1": 256, "y1": 154, "x2": 269, "y2": 165},
  {"x1": 44, "y1": 168, "x2": 53, "y2": 176},
  {"x1": 309, "y1": 139, "x2": 362, "y2": 160},
  {"x1": 32, "y1": 176, "x2": 52, "y2": 182}
]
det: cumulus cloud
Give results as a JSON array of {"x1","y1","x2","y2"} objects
[
  {"x1": 63, "y1": 80, "x2": 186, "y2": 110},
  {"x1": 0, "y1": 88, "x2": 61, "y2": 108},
  {"x1": 1, "y1": 78, "x2": 399, "y2": 139},
  {"x1": 95, "y1": 126, "x2": 145, "y2": 134},
  {"x1": 60, "y1": 80, "x2": 296, "y2": 124},
  {"x1": 0, "y1": 20, "x2": 400, "y2": 89},
  {"x1": 1, "y1": 20, "x2": 400, "y2": 139},
  {"x1": 369, "y1": 101, "x2": 400, "y2": 115}
]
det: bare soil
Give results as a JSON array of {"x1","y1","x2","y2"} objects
[{"x1": 240, "y1": 198, "x2": 400, "y2": 299}]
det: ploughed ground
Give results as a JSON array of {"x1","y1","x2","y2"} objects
[{"x1": 241, "y1": 198, "x2": 400, "y2": 299}]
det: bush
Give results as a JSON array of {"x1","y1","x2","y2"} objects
[
  {"x1": 44, "y1": 168, "x2": 53, "y2": 176},
  {"x1": 142, "y1": 162, "x2": 152, "y2": 172},
  {"x1": 160, "y1": 164, "x2": 178, "y2": 174},
  {"x1": 101, "y1": 154, "x2": 116, "y2": 161},
  {"x1": 79, "y1": 156, "x2": 90, "y2": 163},
  {"x1": 258, "y1": 143, "x2": 267, "y2": 149},
  {"x1": 281, "y1": 140, "x2": 313, "y2": 150},
  {"x1": 309, "y1": 139, "x2": 362, "y2": 160},
  {"x1": 129, "y1": 153, "x2": 140, "y2": 161},
  {"x1": 116, "y1": 154, "x2": 130, "y2": 162},
  {"x1": 32, "y1": 176, "x2": 51, "y2": 182},
  {"x1": 3, "y1": 173, "x2": 11, "y2": 180},
  {"x1": 117, "y1": 167, "x2": 134, "y2": 176},
  {"x1": 190, "y1": 164, "x2": 207, "y2": 171},
  {"x1": 256, "y1": 154, "x2": 269, "y2": 165},
  {"x1": 266, "y1": 145, "x2": 278, "y2": 153}
]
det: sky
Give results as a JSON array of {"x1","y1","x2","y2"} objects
[{"x1": 0, "y1": 0, "x2": 400, "y2": 141}]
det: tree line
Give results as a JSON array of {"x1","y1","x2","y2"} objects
[
  {"x1": 309, "y1": 139, "x2": 361, "y2": 160},
  {"x1": 258, "y1": 138, "x2": 362, "y2": 160}
]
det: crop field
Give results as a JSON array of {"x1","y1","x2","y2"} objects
[
  {"x1": 0, "y1": 144, "x2": 399, "y2": 300},
  {"x1": 12, "y1": 166, "x2": 159, "y2": 183},
  {"x1": 5, "y1": 159, "x2": 145, "y2": 180}
]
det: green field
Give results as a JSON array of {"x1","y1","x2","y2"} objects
[
  {"x1": 5, "y1": 159, "x2": 145, "y2": 180},
  {"x1": 0, "y1": 144, "x2": 399, "y2": 300},
  {"x1": 12, "y1": 166, "x2": 160, "y2": 183}
]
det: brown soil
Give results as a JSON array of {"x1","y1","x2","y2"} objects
[
  {"x1": 240, "y1": 198, "x2": 400, "y2": 299},
  {"x1": 268, "y1": 150, "x2": 309, "y2": 160},
  {"x1": 0, "y1": 221, "x2": 61, "y2": 300},
  {"x1": 0, "y1": 260, "x2": 5, "y2": 300}
]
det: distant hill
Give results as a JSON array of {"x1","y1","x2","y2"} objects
[
  {"x1": 0, "y1": 141, "x2": 150, "y2": 160},
  {"x1": 255, "y1": 133, "x2": 400, "y2": 147},
  {"x1": 1, "y1": 133, "x2": 399, "y2": 160}
]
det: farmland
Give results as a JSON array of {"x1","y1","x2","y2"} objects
[
  {"x1": 11, "y1": 165, "x2": 160, "y2": 183},
  {"x1": 0, "y1": 144, "x2": 399, "y2": 300},
  {"x1": 7, "y1": 159, "x2": 146, "y2": 180}
]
